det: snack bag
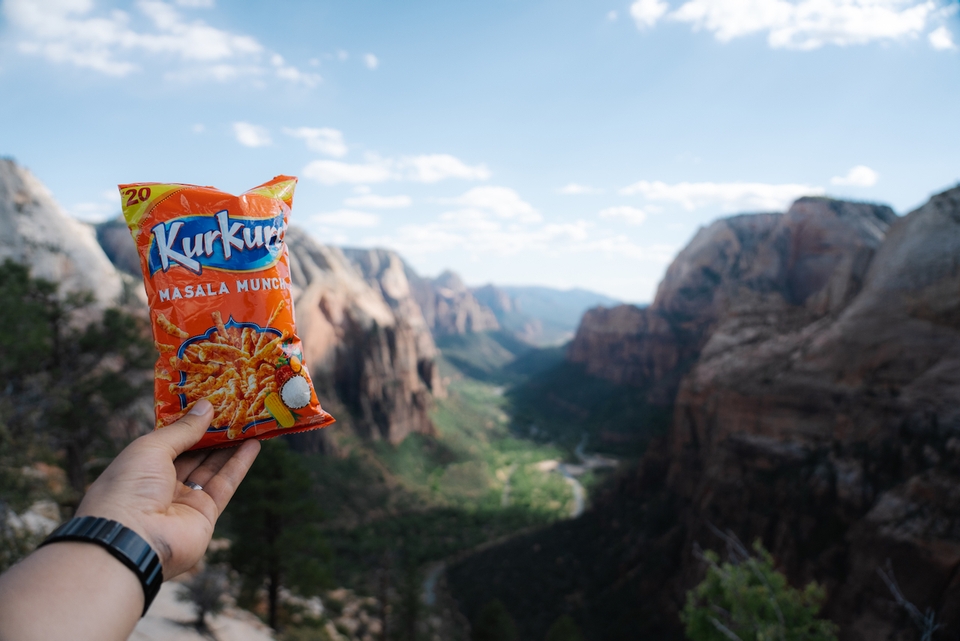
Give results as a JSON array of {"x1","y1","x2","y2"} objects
[{"x1": 120, "y1": 176, "x2": 334, "y2": 450}]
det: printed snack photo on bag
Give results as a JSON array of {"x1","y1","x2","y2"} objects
[{"x1": 120, "y1": 176, "x2": 335, "y2": 450}]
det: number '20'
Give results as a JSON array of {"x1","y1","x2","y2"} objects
[{"x1": 124, "y1": 187, "x2": 152, "y2": 207}]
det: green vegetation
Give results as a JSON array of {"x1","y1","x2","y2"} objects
[
  {"x1": 682, "y1": 540, "x2": 837, "y2": 641},
  {"x1": 434, "y1": 331, "x2": 534, "y2": 383},
  {"x1": 227, "y1": 439, "x2": 332, "y2": 630},
  {"x1": 316, "y1": 374, "x2": 576, "y2": 590},
  {"x1": 0, "y1": 260, "x2": 152, "y2": 499},
  {"x1": 508, "y1": 360, "x2": 670, "y2": 455}
]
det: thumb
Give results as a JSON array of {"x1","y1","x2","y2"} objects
[{"x1": 144, "y1": 399, "x2": 214, "y2": 458}]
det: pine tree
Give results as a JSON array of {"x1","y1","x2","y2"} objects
[
  {"x1": 226, "y1": 439, "x2": 330, "y2": 630},
  {"x1": 682, "y1": 537, "x2": 838, "y2": 641},
  {"x1": 0, "y1": 260, "x2": 152, "y2": 498}
]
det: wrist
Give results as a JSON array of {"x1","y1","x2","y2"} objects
[{"x1": 40, "y1": 517, "x2": 163, "y2": 616}]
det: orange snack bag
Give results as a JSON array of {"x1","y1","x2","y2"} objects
[{"x1": 120, "y1": 176, "x2": 334, "y2": 450}]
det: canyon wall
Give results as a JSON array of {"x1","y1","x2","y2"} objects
[{"x1": 452, "y1": 193, "x2": 960, "y2": 639}]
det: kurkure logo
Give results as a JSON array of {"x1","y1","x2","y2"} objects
[{"x1": 147, "y1": 210, "x2": 286, "y2": 275}]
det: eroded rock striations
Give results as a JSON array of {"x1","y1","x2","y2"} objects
[
  {"x1": 452, "y1": 193, "x2": 960, "y2": 639},
  {"x1": 402, "y1": 268, "x2": 500, "y2": 336},
  {"x1": 0, "y1": 158, "x2": 122, "y2": 305}
]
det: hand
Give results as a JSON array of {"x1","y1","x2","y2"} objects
[{"x1": 75, "y1": 399, "x2": 261, "y2": 579}]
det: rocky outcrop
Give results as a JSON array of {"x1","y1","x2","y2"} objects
[
  {"x1": 95, "y1": 216, "x2": 142, "y2": 278},
  {"x1": 667, "y1": 189, "x2": 960, "y2": 638},
  {"x1": 0, "y1": 158, "x2": 122, "y2": 304},
  {"x1": 567, "y1": 198, "x2": 897, "y2": 405},
  {"x1": 284, "y1": 230, "x2": 440, "y2": 444},
  {"x1": 402, "y1": 268, "x2": 500, "y2": 337}
]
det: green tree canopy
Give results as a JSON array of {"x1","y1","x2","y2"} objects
[
  {"x1": 682, "y1": 538, "x2": 838, "y2": 641},
  {"x1": 226, "y1": 439, "x2": 330, "y2": 630},
  {"x1": 0, "y1": 259, "x2": 152, "y2": 498}
]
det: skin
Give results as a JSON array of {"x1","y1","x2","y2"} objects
[{"x1": 0, "y1": 399, "x2": 261, "y2": 641}]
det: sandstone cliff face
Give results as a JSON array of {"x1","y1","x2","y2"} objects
[
  {"x1": 0, "y1": 158, "x2": 122, "y2": 305},
  {"x1": 667, "y1": 189, "x2": 960, "y2": 638},
  {"x1": 281, "y1": 230, "x2": 441, "y2": 444},
  {"x1": 568, "y1": 198, "x2": 896, "y2": 405},
  {"x1": 450, "y1": 195, "x2": 956, "y2": 640},
  {"x1": 402, "y1": 268, "x2": 499, "y2": 336},
  {"x1": 560, "y1": 192, "x2": 960, "y2": 638}
]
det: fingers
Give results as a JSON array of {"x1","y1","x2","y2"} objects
[
  {"x1": 180, "y1": 447, "x2": 238, "y2": 487},
  {"x1": 203, "y1": 439, "x2": 261, "y2": 516},
  {"x1": 174, "y1": 450, "x2": 210, "y2": 483},
  {"x1": 143, "y1": 399, "x2": 213, "y2": 459}
]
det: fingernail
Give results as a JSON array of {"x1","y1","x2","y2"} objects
[{"x1": 189, "y1": 399, "x2": 212, "y2": 416}]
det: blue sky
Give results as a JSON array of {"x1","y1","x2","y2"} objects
[{"x1": 1, "y1": 0, "x2": 958, "y2": 302}]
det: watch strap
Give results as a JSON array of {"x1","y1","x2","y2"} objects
[{"x1": 40, "y1": 516, "x2": 163, "y2": 616}]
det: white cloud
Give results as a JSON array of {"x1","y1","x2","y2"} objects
[
  {"x1": 631, "y1": 0, "x2": 669, "y2": 27},
  {"x1": 599, "y1": 206, "x2": 648, "y2": 225},
  {"x1": 559, "y1": 183, "x2": 604, "y2": 195},
  {"x1": 643, "y1": 0, "x2": 938, "y2": 50},
  {"x1": 284, "y1": 127, "x2": 347, "y2": 157},
  {"x1": 337, "y1": 50, "x2": 349, "y2": 61},
  {"x1": 303, "y1": 159, "x2": 394, "y2": 185},
  {"x1": 312, "y1": 210, "x2": 380, "y2": 227},
  {"x1": 830, "y1": 165, "x2": 879, "y2": 187},
  {"x1": 175, "y1": 0, "x2": 214, "y2": 7},
  {"x1": 3, "y1": 0, "x2": 319, "y2": 84},
  {"x1": 443, "y1": 186, "x2": 541, "y2": 222},
  {"x1": 402, "y1": 154, "x2": 490, "y2": 183},
  {"x1": 608, "y1": 9, "x2": 619, "y2": 21},
  {"x1": 364, "y1": 53, "x2": 379, "y2": 69},
  {"x1": 67, "y1": 188, "x2": 120, "y2": 223},
  {"x1": 302, "y1": 152, "x2": 489, "y2": 185},
  {"x1": 192, "y1": 123, "x2": 205, "y2": 133},
  {"x1": 343, "y1": 194, "x2": 412, "y2": 209},
  {"x1": 620, "y1": 179, "x2": 823, "y2": 211},
  {"x1": 233, "y1": 121, "x2": 271, "y2": 148},
  {"x1": 929, "y1": 25, "x2": 957, "y2": 50},
  {"x1": 303, "y1": 154, "x2": 490, "y2": 185},
  {"x1": 584, "y1": 236, "x2": 678, "y2": 262},
  {"x1": 363, "y1": 219, "x2": 592, "y2": 257}
]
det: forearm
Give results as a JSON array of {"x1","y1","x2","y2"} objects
[{"x1": 0, "y1": 541, "x2": 143, "y2": 641}]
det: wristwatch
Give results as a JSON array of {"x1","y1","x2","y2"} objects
[{"x1": 39, "y1": 516, "x2": 163, "y2": 616}]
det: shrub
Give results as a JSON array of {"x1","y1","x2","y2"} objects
[{"x1": 682, "y1": 537, "x2": 837, "y2": 641}]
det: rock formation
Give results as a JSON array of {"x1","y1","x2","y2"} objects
[
  {"x1": 568, "y1": 198, "x2": 897, "y2": 405},
  {"x1": 452, "y1": 193, "x2": 960, "y2": 639},
  {"x1": 0, "y1": 158, "x2": 122, "y2": 305},
  {"x1": 288, "y1": 234, "x2": 441, "y2": 443},
  {"x1": 399, "y1": 268, "x2": 500, "y2": 337},
  {"x1": 667, "y1": 189, "x2": 960, "y2": 638}
]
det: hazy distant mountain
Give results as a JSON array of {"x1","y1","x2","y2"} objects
[{"x1": 472, "y1": 284, "x2": 621, "y2": 346}]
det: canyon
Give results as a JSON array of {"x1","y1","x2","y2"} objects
[{"x1": 451, "y1": 192, "x2": 960, "y2": 639}]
